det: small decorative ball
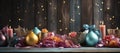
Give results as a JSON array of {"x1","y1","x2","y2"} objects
[
  {"x1": 42, "y1": 28, "x2": 48, "y2": 33},
  {"x1": 26, "y1": 31, "x2": 39, "y2": 46}
]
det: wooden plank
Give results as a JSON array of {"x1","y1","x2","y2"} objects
[{"x1": 0, "y1": 47, "x2": 120, "y2": 52}]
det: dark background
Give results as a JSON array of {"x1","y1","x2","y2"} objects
[{"x1": 0, "y1": 0, "x2": 120, "y2": 34}]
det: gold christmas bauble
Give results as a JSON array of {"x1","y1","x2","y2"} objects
[
  {"x1": 37, "y1": 33, "x2": 41, "y2": 41},
  {"x1": 26, "y1": 31, "x2": 38, "y2": 46}
]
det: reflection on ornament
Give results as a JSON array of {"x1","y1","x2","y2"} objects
[
  {"x1": 33, "y1": 27, "x2": 41, "y2": 41},
  {"x1": 86, "y1": 30, "x2": 99, "y2": 46},
  {"x1": 26, "y1": 31, "x2": 38, "y2": 46},
  {"x1": 0, "y1": 31, "x2": 6, "y2": 46}
]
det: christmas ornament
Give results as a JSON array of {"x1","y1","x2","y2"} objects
[
  {"x1": 2, "y1": 26, "x2": 9, "y2": 35},
  {"x1": 41, "y1": 28, "x2": 48, "y2": 39},
  {"x1": 26, "y1": 31, "x2": 38, "y2": 46},
  {"x1": 0, "y1": 31, "x2": 6, "y2": 46},
  {"x1": 83, "y1": 24, "x2": 101, "y2": 46},
  {"x1": 42, "y1": 28, "x2": 48, "y2": 33},
  {"x1": 86, "y1": 30, "x2": 99, "y2": 46},
  {"x1": 83, "y1": 24, "x2": 89, "y2": 30},
  {"x1": 109, "y1": 39, "x2": 118, "y2": 47},
  {"x1": 33, "y1": 27, "x2": 41, "y2": 41},
  {"x1": 96, "y1": 34, "x2": 120, "y2": 48}
]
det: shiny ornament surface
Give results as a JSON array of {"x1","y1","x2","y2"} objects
[
  {"x1": 33, "y1": 27, "x2": 41, "y2": 35},
  {"x1": 0, "y1": 32, "x2": 6, "y2": 46},
  {"x1": 33, "y1": 27, "x2": 41, "y2": 40},
  {"x1": 83, "y1": 24, "x2": 89, "y2": 30},
  {"x1": 26, "y1": 31, "x2": 38, "y2": 46},
  {"x1": 86, "y1": 30, "x2": 99, "y2": 46},
  {"x1": 109, "y1": 39, "x2": 118, "y2": 47}
]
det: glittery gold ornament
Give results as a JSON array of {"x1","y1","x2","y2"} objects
[{"x1": 26, "y1": 31, "x2": 38, "y2": 46}]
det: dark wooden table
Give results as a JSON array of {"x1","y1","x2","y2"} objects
[{"x1": 0, "y1": 47, "x2": 120, "y2": 52}]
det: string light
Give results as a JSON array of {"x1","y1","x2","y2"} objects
[
  {"x1": 107, "y1": 7, "x2": 110, "y2": 10},
  {"x1": 38, "y1": 24, "x2": 42, "y2": 27},
  {"x1": 59, "y1": 20, "x2": 62, "y2": 22},
  {"x1": 98, "y1": 10, "x2": 100, "y2": 12},
  {"x1": 112, "y1": 16, "x2": 115, "y2": 18},
  {"x1": 116, "y1": 27, "x2": 119, "y2": 30},
  {"x1": 54, "y1": 7, "x2": 56, "y2": 10},
  {"x1": 44, "y1": 17, "x2": 47, "y2": 20},
  {"x1": 25, "y1": 10, "x2": 27, "y2": 13},
  {"x1": 59, "y1": 29, "x2": 62, "y2": 31},
  {"x1": 9, "y1": 19, "x2": 11, "y2": 22},
  {"x1": 71, "y1": 19, "x2": 75, "y2": 22},
  {"x1": 100, "y1": 8, "x2": 102, "y2": 11},
  {"x1": 41, "y1": 5, "x2": 44, "y2": 8},
  {"x1": 77, "y1": 6, "x2": 80, "y2": 9},
  {"x1": 49, "y1": 2, "x2": 52, "y2": 5},
  {"x1": 18, "y1": 18, "x2": 21, "y2": 21},
  {"x1": 96, "y1": 3, "x2": 99, "y2": 6},
  {"x1": 63, "y1": 0, "x2": 66, "y2": 4},
  {"x1": 37, "y1": 11, "x2": 40, "y2": 14},
  {"x1": 65, "y1": 27, "x2": 68, "y2": 30},
  {"x1": 78, "y1": 13, "x2": 80, "y2": 15},
  {"x1": 42, "y1": 9, "x2": 44, "y2": 11},
  {"x1": 101, "y1": 2, "x2": 104, "y2": 4},
  {"x1": 109, "y1": 18, "x2": 112, "y2": 21},
  {"x1": 32, "y1": 4, "x2": 35, "y2": 7}
]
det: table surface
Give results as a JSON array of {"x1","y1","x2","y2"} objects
[{"x1": 0, "y1": 47, "x2": 120, "y2": 52}]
